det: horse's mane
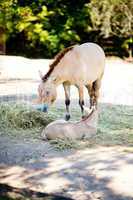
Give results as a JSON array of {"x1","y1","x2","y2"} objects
[{"x1": 42, "y1": 46, "x2": 74, "y2": 82}]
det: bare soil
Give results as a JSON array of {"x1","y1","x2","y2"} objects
[{"x1": 0, "y1": 135, "x2": 133, "y2": 200}]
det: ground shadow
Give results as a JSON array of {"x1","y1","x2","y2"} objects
[
  {"x1": 0, "y1": 146, "x2": 133, "y2": 200},
  {"x1": 0, "y1": 101, "x2": 133, "y2": 199},
  {"x1": 0, "y1": 183, "x2": 74, "y2": 200}
]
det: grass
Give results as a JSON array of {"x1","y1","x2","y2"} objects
[
  {"x1": 97, "y1": 104, "x2": 133, "y2": 146},
  {"x1": 0, "y1": 101, "x2": 133, "y2": 148}
]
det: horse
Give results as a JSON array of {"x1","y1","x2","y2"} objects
[
  {"x1": 42, "y1": 107, "x2": 98, "y2": 140},
  {"x1": 37, "y1": 42, "x2": 105, "y2": 120}
]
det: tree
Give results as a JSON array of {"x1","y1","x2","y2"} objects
[
  {"x1": 3, "y1": 0, "x2": 91, "y2": 57},
  {"x1": 1, "y1": 0, "x2": 132, "y2": 58},
  {"x1": 87, "y1": 0, "x2": 133, "y2": 59},
  {"x1": 111, "y1": 0, "x2": 133, "y2": 60}
]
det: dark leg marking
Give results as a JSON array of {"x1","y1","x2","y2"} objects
[
  {"x1": 79, "y1": 100, "x2": 84, "y2": 114},
  {"x1": 65, "y1": 99, "x2": 70, "y2": 106},
  {"x1": 65, "y1": 99, "x2": 70, "y2": 121}
]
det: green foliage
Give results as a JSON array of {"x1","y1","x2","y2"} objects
[
  {"x1": 87, "y1": 0, "x2": 133, "y2": 57},
  {"x1": 1, "y1": 0, "x2": 90, "y2": 57},
  {"x1": 0, "y1": 0, "x2": 17, "y2": 34},
  {"x1": 0, "y1": 0, "x2": 133, "y2": 58}
]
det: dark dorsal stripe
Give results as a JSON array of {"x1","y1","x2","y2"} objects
[{"x1": 42, "y1": 46, "x2": 74, "y2": 82}]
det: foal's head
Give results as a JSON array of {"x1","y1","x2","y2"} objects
[{"x1": 37, "y1": 72, "x2": 57, "y2": 112}]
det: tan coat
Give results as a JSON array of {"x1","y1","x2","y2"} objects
[
  {"x1": 38, "y1": 43, "x2": 105, "y2": 118},
  {"x1": 42, "y1": 108, "x2": 98, "y2": 140},
  {"x1": 51, "y1": 43, "x2": 105, "y2": 86}
]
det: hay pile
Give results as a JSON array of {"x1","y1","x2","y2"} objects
[
  {"x1": 0, "y1": 102, "x2": 133, "y2": 146},
  {"x1": 0, "y1": 103, "x2": 54, "y2": 131}
]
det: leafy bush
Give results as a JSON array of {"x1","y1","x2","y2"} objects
[{"x1": 1, "y1": 0, "x2": 132, "y2": 58}]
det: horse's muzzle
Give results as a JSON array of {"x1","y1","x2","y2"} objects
[
  {"x1": 42, "y1": 104, "x2": 49, "y2": 112},
  {"x1": 33, "y1": 104, "x2": 48, "y2": 112}
]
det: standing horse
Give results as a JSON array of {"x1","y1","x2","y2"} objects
[{"x1": 37, "y1": 43, "x2": 105, "y2": 120}]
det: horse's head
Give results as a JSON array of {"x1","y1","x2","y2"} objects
[{"x1": 37, "y1": 71, "x2": 57, "y2": 112}]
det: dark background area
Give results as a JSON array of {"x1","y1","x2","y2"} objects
[{"x1": 0, "y1": 0, "x2": 132, "y2": 59}]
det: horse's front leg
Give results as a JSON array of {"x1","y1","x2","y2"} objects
[
  {"x1": 63, "y1": 82, "x2": 71, "y2": 121},
  {"x1": 77, "y1": 85, "x2": 85, "y2": 119}
]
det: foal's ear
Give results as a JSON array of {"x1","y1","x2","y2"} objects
[{"x1": 38, "y1": 70, "x2": 43, "y2": 79}]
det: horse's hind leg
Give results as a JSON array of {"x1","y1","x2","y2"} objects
[
  {"x1": 63, "y1": 82, "x2": 71, "y2": 121},
  {"x1": 86, "y1": 79, "x2": 101, "y2": 109},
  {"x1": 77, "y1": 85, "x2": 85, "y2": 118},
  {"x1": 91, "y1": 79, "x2": 101, "y2": 108},
  {"x1": 86, "y1": 83, "x2": 93, "y2": 109}
]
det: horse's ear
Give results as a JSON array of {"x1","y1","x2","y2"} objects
[{"x1": 38, "y1": 70, "x2": 43, "y2": 79}]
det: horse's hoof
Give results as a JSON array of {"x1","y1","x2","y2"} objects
[
  {"x1": 82, "y1": 115, "x2": 86, "y2": 119},
  {"x1": 65, "y1": 114, "x2": 70, "y2": 121}
]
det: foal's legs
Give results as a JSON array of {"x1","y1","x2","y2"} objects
[
  {"x1": 77, "y1": 85, "x2": 85, "y2": 118},
  {"x1": 63, "y1": 82, "x2": 71, "y2": 121}
]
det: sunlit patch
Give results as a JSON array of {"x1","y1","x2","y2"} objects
[{"x1": 108, "y1": 164, "x2": 133, "y2": 196}]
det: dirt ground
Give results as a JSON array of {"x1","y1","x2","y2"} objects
[
  {"x1": 0, "y1": 56, "x2": 133, "y2": 105},
  {"x1": 0, "y1": 136, "x2": 133, "y2": 200},
  {"x1": 0, "y1": 57, "x2": 133, "y2": 200}
]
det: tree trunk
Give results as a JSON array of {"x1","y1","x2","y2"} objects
[
  {"x1": 0, "y1": 26, "x2": 6, "y2": 55},
  {"x1": 128, "y1": 36, "x2": 133, "y2": 61}
]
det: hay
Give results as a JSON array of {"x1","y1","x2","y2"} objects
[
  {"x1": 0, "y1": 102, "x2": 133, "y2": 147},
  {"x1": 50, "y1": 138, "x2": 80, "y2": 150},
  {"x1": 0, "y1": 103, "x2": 54, "y2": 131}
]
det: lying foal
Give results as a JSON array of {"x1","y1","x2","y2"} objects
[{"x1": 42, "y1": 107, "x2": 98, "y2": 140}]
